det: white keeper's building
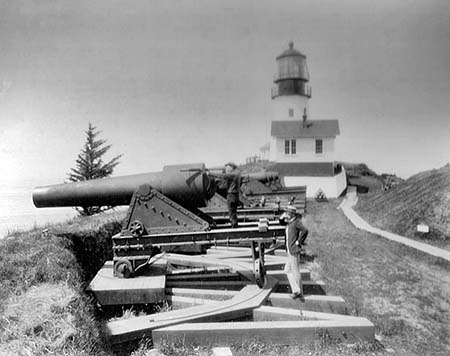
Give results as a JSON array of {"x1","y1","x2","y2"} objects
[{"x1": 267, "y1": 42, "x2": 347, "y2": 198}]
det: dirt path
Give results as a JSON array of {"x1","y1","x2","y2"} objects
[{"x1": 305, "y1": 200, "x2": 450, "y2": 356}]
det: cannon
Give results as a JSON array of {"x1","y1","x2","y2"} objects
[
  {"x1": 33, "y1": 163, "x2": 215, "y2": 209},
  {"x1": 33, "y1": 163, "x2": 286, "y2": 284},
  {"x1": 244, "y1": 171, "x2": 279, "y2": 184}
]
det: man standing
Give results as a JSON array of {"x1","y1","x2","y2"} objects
[
  {"x1": 282, "y1": 205, "x2": 308, "y2": 299},
  {"x1": 219, "y1": 162, "x2": 241, "y2": 228}
]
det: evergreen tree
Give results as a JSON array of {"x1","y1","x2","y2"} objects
[{"x1": 68, "y1": 123, "x2": 122, "y2": 216}]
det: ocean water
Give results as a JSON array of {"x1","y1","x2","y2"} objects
[{"x1": 0, "y1": 179, "x2": 77, "y2": 239}]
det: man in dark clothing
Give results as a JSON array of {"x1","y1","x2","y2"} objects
[
  {"x1": 221, "y1": 162, "x2": 240, "y2": 228},
  {"x1": 282, "y1": 205, "x2": 308, "y2": 299}
]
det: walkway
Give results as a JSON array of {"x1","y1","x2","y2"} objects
[{"x1": 339, "y1": 189, "x2": 450, "y2": 263}]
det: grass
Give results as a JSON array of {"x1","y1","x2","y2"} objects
[{"x1": 0, "y1": 211, "x2": 124, "y2": 356}]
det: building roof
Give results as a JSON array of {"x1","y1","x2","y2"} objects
[
  {"x1": 271, "y1": 162, "x2": 336, "y2": 177},
  {"x1": 271, "y1": 120, "x2": 340, "y2": 138}
]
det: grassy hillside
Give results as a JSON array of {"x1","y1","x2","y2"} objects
[
  {"x1": 355, "y1": 164, "x2": 450, "y2": 245},
  {"x1": 0, "y1": 211, "x2": 123, "y2": 356}
]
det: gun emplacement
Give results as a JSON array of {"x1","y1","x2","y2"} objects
[{"x1": 32, "y1": 162, "x2": 288, "y2": 283}]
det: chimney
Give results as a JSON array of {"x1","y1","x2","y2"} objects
[{"x1": 302, "y1": 108, "x2": 308, "y2": 127}]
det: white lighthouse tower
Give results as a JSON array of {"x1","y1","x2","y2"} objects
[
  {"x1": 268, "y1": 42, "x2": 347, "y2": 198},
  {"x1": 271, "y1": 41, "x2": 311, "y2": 123}
]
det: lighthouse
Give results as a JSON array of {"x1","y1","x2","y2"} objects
[
  {"x1": 271, "y1": 41, "x2": 311, "y2": 122},
  {"x1": 268, "y1": 42, "x2": 347, "y2": 198}
]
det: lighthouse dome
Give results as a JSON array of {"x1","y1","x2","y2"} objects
[
  {"x1": 276, "y1": 41, "x2": 306, "y2": 59},
  {"x1": 274, "y1": 41, "x2": 309, "y2": 83}
]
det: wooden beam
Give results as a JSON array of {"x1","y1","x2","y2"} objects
[
  {"x1": 254, "y1": 306, "x2": 358, "y2": 322},
  {"x1": 106, "y1": 278, "x2": 277, "y2": 344},
  {"x1": 165, "y1": 288, "x2": 236, "y2": 301},
  {"x1": 86, "y1": 261, "x2": 166, "y2": 306},
  {"x1": 166, "y1": 289, "x2": 347, "y2": 314},
  {"x1": 267, "y1": 293, "x2": 347, "y2": 314},
  {"x1": 165, "y1": 279, "x2": 326, "y2": 295},
  {"x1": 167, "y1": 295, "x2": 218, "y2": 309},
  {"x1": 166, "y1": 272, "x2": 242, "y2": 282},
  {"x1": 152, "y1": 319, "x2": 375, "y2": 347},
  {"x1": 165, "y1": 280, "x2": 249, "y2": 291}
]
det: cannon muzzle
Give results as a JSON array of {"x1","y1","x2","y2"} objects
[{"x1": 33, "y1": 163, "x2": 215, "y2": 209}]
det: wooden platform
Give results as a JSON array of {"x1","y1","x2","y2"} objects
[
  {"x1": 106, "y1": 278, "x2": 277, "y2": 344},
  {"x1": 87, "y1": 261, "x2": 166, "y2": 305},
  {"x1": 93, "y1": 245, "x2": 374, "y2": 347}
]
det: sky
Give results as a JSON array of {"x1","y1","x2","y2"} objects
[{"x1": 1, "y1": 0, "x2": 449, "y2": 184}]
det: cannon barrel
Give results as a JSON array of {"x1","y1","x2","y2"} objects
[
  {"x1": 246, "y1": 171, "x2": 279, "y2": 183},
  {"x1": 33, "y1": 163, "x2": 215, "y2": 209}
]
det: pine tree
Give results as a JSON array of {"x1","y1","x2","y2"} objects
[{"x1": 68, "y1": 123, "x2": 122, "y2": 216}]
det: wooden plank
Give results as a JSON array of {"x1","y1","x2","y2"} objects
[
  {"x1": 86, "y1": 261, "x2": 166, "y2": 306},
  {"x1": 167, "y1": 295, "x2": 218, "y2": 309},
  {"x1": 165, "y1": 289, "x2": 346, "y2": 314},
  {"x1": 165, "y1": 280, "x2": 249, "y2": 291},
  {"x1": 206, "y1": 250, "x2": 256, "y2": 259},
  {"x1": 267, "y1": 293, "x2": 347, "y2": 314},
  {"x1": 254, "y1": 306, "x2": 358, "y2": 322},
  {"x1": 152, "y1": 319, "x2": 375, "y2": 347},
  {"x1": 166, "y1": 279, "x2": 325, "y2": 294},
  {"x1": 165, "y1": 288, "x2": 236, "y2": 301},
  {"x1": 106, "y1": 277, "x2": 278, "y2": 344},
  {"x1": 166, "y1": 272, "x2": 242, "y2": 282}
]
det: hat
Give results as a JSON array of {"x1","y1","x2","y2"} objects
[
  {"x1": 284, "y1": 205, "x2": 298, "y2": 214},
  {"x1": 225, "y1": 162, "x2": 237, "y2": 169}
]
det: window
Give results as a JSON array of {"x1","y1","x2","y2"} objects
[
  {"x1": 315, "y1": 139, "x2": 323, "y2": 154},
  {"x1": 284, "y1": 139, "x2": 296, "y2": 155},
  {"x1": 291, "y1": 139, "x2": 296, "y2": 154},
  {"x1": 288, "y1": 108, "x2": 294, "y2": 117}
]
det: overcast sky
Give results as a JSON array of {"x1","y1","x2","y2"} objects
[{"x1": 1, "y1": 0, "x2": 449, "y2": 184}]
